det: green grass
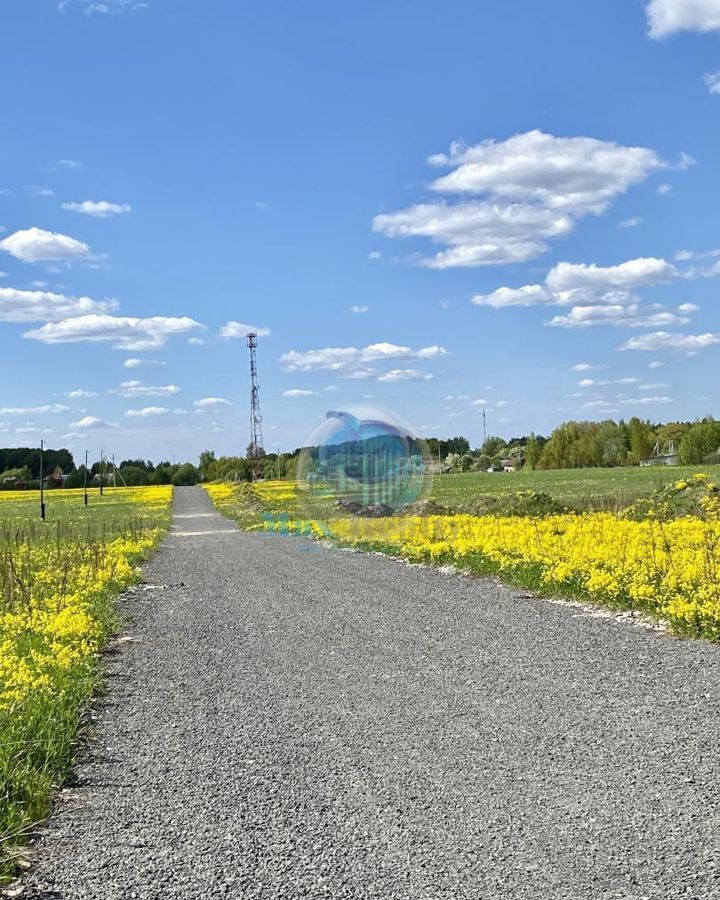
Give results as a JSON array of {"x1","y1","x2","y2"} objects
[{"x1": 430, "y1": 464, "x2": 720, "y2": 511}]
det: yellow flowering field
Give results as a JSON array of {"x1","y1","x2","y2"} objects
[
  {"x1": 203, "y1": 474, "x2": 720, "y2": 641},
  {"x1": 0, "y1": 486, "x2": 171, "y2": 878}
]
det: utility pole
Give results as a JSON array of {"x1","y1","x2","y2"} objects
[
  {"x1": 84, "y1": 449, "x2": 88, "y2": 507},
  {"x1": 39, "y1": 439, "x2": 46, "y2": 521},
  {"x1": 483, "y1": 409, "x2": 487, "y2": 447},
  {"x1": 246, "y1": 331, "x2": 265, "y2": 480},
  {"x1": 112, "y1": 454, "x2": 116, "y2": 488}
]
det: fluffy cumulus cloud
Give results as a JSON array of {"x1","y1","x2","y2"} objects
[
  {"x1": 427, "y1": 131, "x2": 665, "y2": 213},
  {"x1": 374, "y1": 131, "x2": 669, "y2": 268},
  {"x1": 374, "y1": 201, "x2": 573, "y2": 269},
  {"x1": 69, "y1": 416, "x2": 117, "y2": 429},
  {"x1": 280, "y1": 342, "x2": 447, "y2": 373},
  {"x1": 472, "y1": 256, "x2": 678, "y2": 311},
  {"x1": 545, "y1": 257, "x2": 677, "y2": 294},
  {"x1": 283, "y1": 389, "x2": 316, "y2": 397},
  {"x1": 618, "y1": 331, "x2": 720, "y2": 352},
  {"x1": 377, "y1": 368, "x2": 433, "y2": 382},
  {"x1": 572, "y1": 363, "x2": 608, "y2": 372},
  {"x1": 125, "y1": 407, "x2": 170, "y2": 418},
  {"x1": 193, "y1": 397, "x2": 230, "y2": 408},
  {"x1": 0, "y1": 227, "x2": 90, "y2": 262},
  {"x1": 471, "y1": 284, "x2": 554, "y2": 308},
  {"x1": 547, "y1": 303, "x2": 691, "y2": 329},
  {"x1": 62, "y1": 200, "x2": 131, "y2": 218},
  {"x1": 65, "y1": 389, "x2": 98, "y2": 398},
  {"x1": 219, "y1": 321, "x2": 271, "y2": 339},
  {"x1": 114, "y1": 380, "x2": 181, "y2": 398},
  {"x1": 646, "y1": 0, "x2": 720, "y2": 37},
  {"x1": 23, "y1": 314, "x2": 203, "y2": 350},
  {"x1": 473, "y1": 255, "x2": 695, "y2": 332},
  {"x1": 0, "y1": 287, "x2": 117, "y2": 323}
]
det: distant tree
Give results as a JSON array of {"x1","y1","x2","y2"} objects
[
  {"x1": 171, "y1": 463, "x2": 200, "y2": 486},
  {"x1": 119, "y1": 458, "x2": 154, "y2": 472},
  {"x1": 199, "y1": 450, "x2": 216, "y2": 478},
  {"x1": 481, "y1": 435, "x2": 507, "y2": 459},
  {"x1": 64, "y1": 466, "x2": 89, "y2": 489},
  {"x1": 120, "y1": 465, "x2": 150, "y2": 486},
  {"x1": 525, "y1": 434, "x2": 542, "y2": 470},
  {"x1": 679, "y1": 421, "x2": 720, "y2": 464}
]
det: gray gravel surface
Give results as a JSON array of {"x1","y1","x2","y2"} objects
[{"x1": 20, "y1": 486, "x2": 720, "y2": 899}]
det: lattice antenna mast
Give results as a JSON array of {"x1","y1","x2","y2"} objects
[{"x1": 247, "y1": 331, "x2": 264, "y2": 472}]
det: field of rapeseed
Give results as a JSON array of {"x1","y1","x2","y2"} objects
[
  {"x1": 206, "y1": 475, "x2": 720, "y2": 641},
  {"x1": 0, "y1": 486, "x2": 172, "y2": 879}
]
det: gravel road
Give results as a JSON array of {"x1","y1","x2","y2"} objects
[{"x1": 20, "y1": 486, "x2": 720, "y2": 899}]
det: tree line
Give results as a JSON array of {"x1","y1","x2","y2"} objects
[{"x1": 2, "y1": 415, "x2": 719, "y2": 490}]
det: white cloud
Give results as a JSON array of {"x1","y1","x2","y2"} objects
[
  {"x1": 280, "y1": 342, "x2": 448, "y2": 372},
  {"x1": 657, "y1": 183, "x2": 673, "y2": 196},
  {"x1": 114, "y1": 380, "x2": 180, "y2": 398},
  {"x1": 620, "y1": 396, "x2": 673, "y2": 405},
  {"x1": 65, "y1": 389, "x2": 98, "y2": 398},
  {"x1": 427, "y1": 131, "x2": 665, "y2": 214},
  {"x1": 639, "y1": 382, "x2": 670, "y2": 390},
  {"x1": 62, "y1": 200, "x2": 131, "y2": 218},
  {"x1": 123, "y1": 357, "x2": 164, "y2": 368},
  {"x1": 125, "y1": 407, "x2": 170, "y2": 418},
  {"x1": 578, "y1": 377, "x2": 639, "y2": 386},
  {"x1": 193, "y1": 397, "x2": 231, "y2": 408},
  {"x1": 545, "y1": 257, "x2": 676, "y2": 293},
  {"x1": 618, "y1": 331, "x2": 720, "y2": 352},
  {"x1": 374, "y1": 200, "x2": 573, "y2": 268},
  {"x1": 377, "y1": 369, "x2": 433, "y2": 382},
  {"x1": 547, "y1": 303, "x2": 690, "y2": 329},
  {"x1": 572, "y1": 363, "x2": 608, "y2": 372},
  {"x1": 471, "y1": 284, "x2": 553, "y2": 308},
  {"x1": 30, "y1": 186, "x2": 55, "y2": 198},
  {"x1": 188, "y1": 337, "x2": 206, "y2": 345},
  {"x1": 474, "y1": 256, "x2": 678, "y2": 314},
  {"x1": 341, "y1": 367, "x2": 376, "y2": 380},
  {"x1": 350, "y1": 305, "x2": 369, "y2": 313},
  {"x1": 649, "y1": 360, "x2": 665, "y2": 368},
  {"x1": 283, "y1": 389, "x2": 316, "y2": 397},
  {"x1": 368, "y1": 251, "x2": 382, "y2": 260},
  {"x1": 0, "y1": 404, "x2": 69, "y2": 416},
  {"x1": 646, "y1": 0, "x2": 720, "y2": 37},
  {"x1": 0, "y1": 227, "x2": 90, "y2": 262},
  {"x1": 70, "y1": 416, "x2": 117, "y2": 429},
  {"x1": 619, "y1": 217, "x2": 643, "y2": 228},
  {"x1": 704, "y1": 71, "x2": 720, "y2": 94},
  {"x1": 61, "y1": 0, "x2": 147, "y2": 14},
  {"x1": 57, "y1": 159, "x2": 81, "y2": 168},
  {"x1": 0, "y1": 287, "x2": 116, "y2": 323},
  {"x1": 219, "y1": 321, "x2": 270, "y2": 339},
  {"x1": 24, "y1": 314, "x2": 203, "y2": 350}
]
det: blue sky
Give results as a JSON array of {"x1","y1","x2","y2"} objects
[{"x1": 1, "y1": 0, "x2": 720, "y2": 461}]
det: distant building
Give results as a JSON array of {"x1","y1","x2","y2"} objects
[{"x1": 641, "y1": 440, "x2": 679, "y2": 467}]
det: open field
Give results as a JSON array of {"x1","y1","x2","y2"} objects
[
  {"x1": 0, "y1": 486, "x2": 172, "y2": 880},
  {"x1": 430, "y1": 464, "x2": 720, "y2": 510}
]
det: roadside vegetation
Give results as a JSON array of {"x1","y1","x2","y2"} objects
[
  {"x1": 205, "y1": 472, "x2": 720, "y2": 641},
  {"x1": 0, "y1": 487, "x2": 172, "y2": 882}
]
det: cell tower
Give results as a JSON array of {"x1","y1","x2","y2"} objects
[{"x1": 246, "y1": 331, "x2": 264, "y2": 477}]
